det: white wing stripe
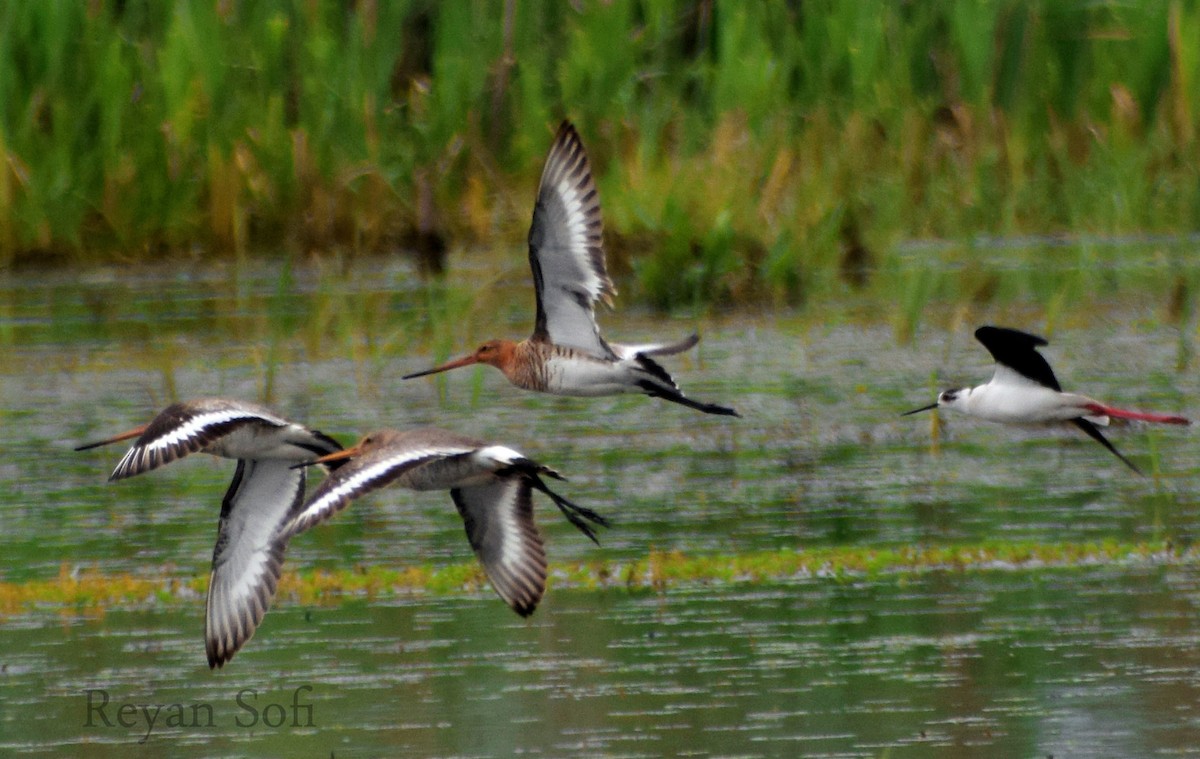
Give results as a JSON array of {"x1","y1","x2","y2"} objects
[
  {"x1": 285, "y1": 446, "x2": 471, "y2": 536},
  {"x1": 529, "y1": 123, "x2": 614, "y2": 356},
  {"x1": 131, "y1": 409, "x2": 257, "y2": 459},
  {"x1": 154, "y1": 410, "x2": 255, "y2": 447},
  {"x1": 109, "y1": 409, "x2": 261, "y2": 479},
  {"x1": 499, "y1": 487, "x2": 527, "y2": 571},
  {"x1": 557, "y1": 180, "x2": 595, "y2": 286},
  {"x1": 473, "y1": 445, "x2": 525, "y2": 469}
]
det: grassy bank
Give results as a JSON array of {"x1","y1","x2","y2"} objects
[
  {"x1": 1, "y1": 1, "x2": 1198, "y2": 309},
  {"x1": 0, "y1": 540, "x2": 1182, "y2": 615}
]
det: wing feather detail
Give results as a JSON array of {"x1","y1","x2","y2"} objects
[
  {"x1": 205, "y1": 460, "x2": 305, "y2": 668},
  {"x1": 109, "y1": 404, "x2": 277, "y2": 480},
  {"x1": 451, "y1": 480, "x2": 547, "y2": 616},
  {"x1": 975, "y1": 326, "x2": 1062, "y2": 391},
  {"x1": 282, "y1": 446, "x2": 469, "y2": 538},
  {"x1": 527, "y1": 121, "x2": 615, "y2": 357}
]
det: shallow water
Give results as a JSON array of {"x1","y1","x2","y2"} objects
[
  {"x1": 2, "y1": 257, "x2": 1199, "y2": 756},
  {"x1": 7, "y1": 571, "x2": 1200, "y2": 757}
]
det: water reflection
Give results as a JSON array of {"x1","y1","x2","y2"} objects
[{"x1": 5, "y1": 571, "x2": 1200, "y2": 756}]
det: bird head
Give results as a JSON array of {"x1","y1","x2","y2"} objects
[
  {"x1": 402, "y1": 340, "x2": 516, "y2": 379},
  {"x1": 902, "y1": 387, "x2": 968, "y2": 416}
]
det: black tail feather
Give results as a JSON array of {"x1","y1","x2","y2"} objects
[
  {"x1": 1071, "y1": 418, "x2": 1142, "y2": 476},
  {"x1": 633, "y1": 354, "x2": 679, "y2": 389}
]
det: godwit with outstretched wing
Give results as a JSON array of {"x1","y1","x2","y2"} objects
[
  {"x1": 286, "y1": 427, "x2": 609, "y2": 616},
  {"x1": 75, "y1": 398, "x2": 344, "y2": 668},
  {"x1": 403, "y1": 121, "x2": 738, "y2": 417}
]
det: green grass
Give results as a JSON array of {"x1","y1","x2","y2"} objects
[
  {"x1": 1, "y1": 1, "x2": 1199, "y2": 312},
  {"x1": 0, "y1": 540, "x2": 1184, "y2": 614}
]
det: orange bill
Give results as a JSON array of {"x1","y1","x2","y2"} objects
[
  {"x1": 74, "y1": 424, "x2": 149, "y2": 452},
  {"x1": 401, "y1": 353, "x2": 480, "y2": 380}
]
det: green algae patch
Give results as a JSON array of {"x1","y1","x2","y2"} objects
[
  {"x1": 580, "y1": 540, "x2": 1177, "y2": 591},
  {"x1": 0, "y1": 541, "x2": 1184, "y2": 615}
]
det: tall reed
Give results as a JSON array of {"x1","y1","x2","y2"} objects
[{"x1": 0, "y1": 1, "x2": 1196, "y2": 310}]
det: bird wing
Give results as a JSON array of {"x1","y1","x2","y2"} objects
[
  {"x1": 451, "y1": 479, "x2": 547, "y2": 616},
  {"x1": 611, "y1": 333, "x2": 700, "y2": 359},
  {"x1": 527, "y1": 121, "x2": 616, "y2": 358},
  {"x1": 205, "y1": 459, "x2": 305, "y2": 668},
  {"x1": 108, "y1": 400, "x2": 287, "y2": 480},
  {"x1": 975, "y1": 326, "x2": 1062, "y2": 391},
  {"x1": 291, "y1": 427, "x2": 346, "y2": 462},
  {"x1": 281, "y1": 445, "x2": 469, "y2": 538}
]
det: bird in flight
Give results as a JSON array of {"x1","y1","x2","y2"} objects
[
  {"x1": 285, "y1": 427, "x2": 609, "y2": 616},
  {"x1": 75, "y1": 398, "x2": 345, "y2": 667},
  {"x1": 904, "y1": 326, "x2": 1189, "y2": 473},
  {"x1": 403, "y1": 121, "x2": 738, "y2": 417}
]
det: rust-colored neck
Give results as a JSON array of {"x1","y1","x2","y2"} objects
[{"x1": 487, "y1": 339, "x2": 547, "y2": 391}]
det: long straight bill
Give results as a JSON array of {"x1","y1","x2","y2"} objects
[
  {"x1": 901, "y1": 402, "x2": 939, "y2": 416},
  {"x1": 401, "y1": 353, "x2": 479, "y2": 380},
  {"x1": 291, "y1": 446, "x2": 361, "y2": 470},
  {"x1": 74, "y1": 425, "x2": 149, "y2": 451}
]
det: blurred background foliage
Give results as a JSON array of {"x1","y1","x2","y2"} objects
[{"x1": 0, "y1": 0, "x2": 1197, "y2": 307}]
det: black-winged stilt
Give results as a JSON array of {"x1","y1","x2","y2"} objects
[{"x1": 904, "y1": 326, "x2": 1189, "y2": 473}]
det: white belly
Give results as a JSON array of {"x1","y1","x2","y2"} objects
[
  {"x1": 542, "y1": 356, "x2": 637, "y2": 397},
  {"x1": 965, "y1": 385, "x2": 1095, "y2": 425}
]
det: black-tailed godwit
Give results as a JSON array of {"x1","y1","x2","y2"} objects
[
  {"x1": 402, "y1": 121, "x2": 739, "y2": 417},
  {"x1": 285, "y1": 427, "x2": 609, "y2": 616},
  {"x1": 75, "y1": 398, "x2": 345, "y2": 668}
]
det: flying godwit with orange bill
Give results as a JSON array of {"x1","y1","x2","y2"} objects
[
  {"x1": 75, "y1": 398, "x2": 345, "y2": 668},
  {"x1": 402, "y1": 121, "x2": 739, "y2": 417},
  {"x1": 903, "y1": 326, "x2": 1190, "y2": 474},
  {"x1": 285, "y1": 427, "x2": 609, "y2": 616}
]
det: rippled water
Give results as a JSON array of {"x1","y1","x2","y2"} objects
[{"x1": 2, "y1": 257, "x2": 1199, "y2": 756}]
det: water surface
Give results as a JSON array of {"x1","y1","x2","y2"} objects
[{"x1": 2, "y1": 255, "x2": 1199, "y2": 756}]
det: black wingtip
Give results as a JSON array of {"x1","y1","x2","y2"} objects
[
  {"x1": 206, "y1": 643, "x2": 227, "y2": 670},
  {"x1": 555, "y1": 119, "x2": 578, "y2": 140},
  {"x1": 975, "y1": 325, "x2": 1049, "y2": 348}
]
